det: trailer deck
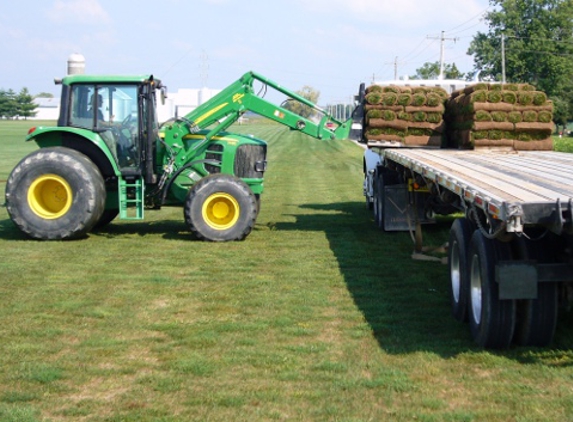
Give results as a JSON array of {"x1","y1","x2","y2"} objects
[{"x1": 382, "y1": 148, "x2": 573, "y2": 233}]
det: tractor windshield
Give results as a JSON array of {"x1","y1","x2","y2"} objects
[{"x1": 69, "y1": 84, "x2": 140, "y2": 169}]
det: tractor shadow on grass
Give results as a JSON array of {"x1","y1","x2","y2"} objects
[
  {"x1": 92, "y1": 219, "x2": 193, "y2": 241},
  {"x1": 0, "y1": 218, "x2": 29, "y2": 240},
  {"x1": 274, "y1": 201, "x2": 573, "y2": 361},
  {"x1": 0, "y1": 215, "x2": 195, "y2": 242}
]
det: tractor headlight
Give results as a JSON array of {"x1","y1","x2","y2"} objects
[{"x1": 255, "y1": 160, "x2": 267, "y2": 172}]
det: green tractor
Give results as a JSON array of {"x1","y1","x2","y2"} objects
[{"x1": 5, "y1": 71, "x2": 353, "y2": 241}]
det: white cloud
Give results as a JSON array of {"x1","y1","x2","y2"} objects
[{"x1": 47, "y1": 0, "x2": 111, "y2": 24}]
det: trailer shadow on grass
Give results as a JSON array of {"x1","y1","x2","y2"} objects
[{"x1": 274, "y1": 201, "x2": 573, "y2": 362}]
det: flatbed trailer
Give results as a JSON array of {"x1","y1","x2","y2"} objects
[
  {"x1": 363, "y1": 146, "x2": 573, "y2": 349},
  {"x1": 387, "y1": 148, "x2": 573, "y2": 233}
]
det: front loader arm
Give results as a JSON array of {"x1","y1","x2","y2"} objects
[{"x1": 161, "y1": 71, "x2": 352, "y2": 145}]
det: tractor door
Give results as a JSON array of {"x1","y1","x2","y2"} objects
[
  {"x1": 140, "y1": 82, "x2": 161, "y2": 184},
  {"x1": 69, "y1": 84, "x2": 142, "y2": 172}
]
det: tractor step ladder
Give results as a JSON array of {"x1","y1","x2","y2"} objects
[{"x1": 118, "y1": 177, "x2": 144, "y2": 220}]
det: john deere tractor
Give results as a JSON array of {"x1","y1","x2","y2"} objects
[{"x1": 5, "y1": 71, "x2": 353, "y2": 241}]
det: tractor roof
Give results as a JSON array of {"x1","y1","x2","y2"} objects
[{"x1": 59, "y1": 74, "x2": 156, "y2": 86}]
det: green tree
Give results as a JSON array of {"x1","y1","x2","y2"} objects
[
  {"x1": 410, "y1": 61, "x2": 465, "y2": 80},
  {"x1": 282, "y1": 85, "x2": 320, "y2": 118},
  {"x1": 35, "y1": 92, "x2": 54, "y2": 98},
  {"x1": 469, "y1": 0, "x2": 573, "y2": 128},
  {"x1": 552, "y1": 95, "x2": 569, "y2": 133},
  {"x1": 17, "y1": 88, "x2": 37, "y2": 120},
  {"x1": 468, "y1": 0, "x2": 573, "y2": 96},
  {"x1": 0, "y1": 89, "x2": 18, "y2": 119}
]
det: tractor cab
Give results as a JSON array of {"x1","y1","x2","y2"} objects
[{"x1": 57, "y1": 74, "x2": 162, "y2": 182}]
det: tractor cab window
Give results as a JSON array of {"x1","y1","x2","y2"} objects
[{"x1": 69, "y1": 84, "x2": 140, "y2": 169}]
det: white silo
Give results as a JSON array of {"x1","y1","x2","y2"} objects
[{"x1": 67, "y1": 53, "x2": 86, "y2": 75}]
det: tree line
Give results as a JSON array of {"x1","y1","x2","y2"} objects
[
  {"x1": 0, "y1": 88, "x2": 39, "y2": 119},
  {"x1": 408, "y1": 0, "x2": 573, "y2": 131}
]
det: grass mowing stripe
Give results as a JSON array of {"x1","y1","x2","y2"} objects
[{"x1": 1, "y1": 120, "x2": 573, "y2": 421}]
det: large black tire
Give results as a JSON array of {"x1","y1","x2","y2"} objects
[
  {"x1": 468, "y1": 231, "x2": 516, "y2": 349},
  {"x1": 373, "y1": 171, "x2": 384, "y2": 230},
  {"x1": 513, "y1": 236, "x2": 558, "y2": 347},
  {"x1": 184, "y1": 174, "x2": 257, "y2": 241},
  {"x1": 5, "y1": 147, "x2": 106, "y2": 240},
  {"x1": 93, "y1": 209, "x2": 119, "y2": 229},
  {"x1": 448, "y1": 218, "x2": 475, "y2": 322},
  {"x1": 365, "y1": 175, "x2": 374, "y2": 211}
]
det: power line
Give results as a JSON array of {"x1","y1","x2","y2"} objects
[
  {"x1": 446, "y1": 7, "x2": 490, "y2": 34},
  {"x1": 448, "y1": 21, "x2": 487, "y2": 37},
  {"x1": 401, "y1": 38, "x2": 435, "y2": 62}
]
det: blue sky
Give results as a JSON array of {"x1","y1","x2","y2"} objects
[{"x1": 1, "y1": 0, "x2": 490, "y2": 104}]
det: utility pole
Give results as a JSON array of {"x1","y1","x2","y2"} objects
[
  {"x1": 427, "y1": 31, "x2": 459, "y2": 80},
  {"x1": 199, "y1": 50, "x2": 209, "y2": 87},
  {"x1": 384, "y1": 56, "x2": 404, "y2": 80}
]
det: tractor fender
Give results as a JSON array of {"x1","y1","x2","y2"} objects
[{"x1": 26, "y1": 126, "x2": 121, "y2": 178}]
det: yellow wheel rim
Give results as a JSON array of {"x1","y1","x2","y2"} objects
[
  {"x1": 202, "y1": 192, "x2": 240, "y2": 230},
  {"x1": 27, "y1": 174, "x2": 73, "y2": 219}
]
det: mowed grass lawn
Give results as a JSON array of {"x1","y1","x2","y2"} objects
[{"x1": 1, "y1": 120, "x2": 573, "y2": 421}]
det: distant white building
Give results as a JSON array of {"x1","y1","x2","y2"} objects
[
  {"x1": 156, "y1": 87, "x2": 221, "y2": 123},
  {"x1": 33, "y1": 97, "x2": 60, "y2": 120},
  {"x1": 32, "y1": 86, "x2": 222, "y2": 123}
]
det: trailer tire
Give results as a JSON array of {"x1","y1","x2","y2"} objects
[
  {"x1": 515, "y1": 282, "x2": 558, "y2": 347},
  {"x1": 184, "y1": 174, "x2": 257, "y2": 241},
  {"x1": 468, "y1": 231, "x2": 516, "y2": 349},
  {"x1": 448, "y1": 218, "x2": 474, "y2": 322},
  {"x1": 513, "y1": 237, "x2": 558, "y2": 347},
  {"x1": 5, "y1": 147, "x2": 106, "y2": 240},
  {"x1": 373, "y1": 171, "x2": 384, "y2": 229}
]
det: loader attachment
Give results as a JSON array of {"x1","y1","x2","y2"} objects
[{"x1": 161, "y1": 71, "x2": 354, "y2": 146}]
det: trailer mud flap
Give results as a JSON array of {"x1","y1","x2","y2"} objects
[
  {"x1": 496, "y1": 262, "x2": 537, "y2": 300},
  {"x1": 383, "y1": 185, "x2": 429, "y2": 231}
]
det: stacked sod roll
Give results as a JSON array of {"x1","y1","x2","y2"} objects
[
  {"x1": 364, "y1": 84, "x2": 448, "y2": 146},
  {"x1": 444, "y1": 83, "x2": 554, "y2": 150}
]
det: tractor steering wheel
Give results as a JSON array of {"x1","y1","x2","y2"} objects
[{"x1": 122, "y1": 113, "x2": 134, "y2": 126}]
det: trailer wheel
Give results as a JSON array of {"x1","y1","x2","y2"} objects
[
  {"x1": 184, "y1": 174, "x2": 257, "y2": 241},
  {"x1": 5, "y1": 147, "x2": 106, "y2": 240},
  {"x1": 513, "y1": 237, "x2": 558, "y2": 347},
  {"x1": 448, "y1": 218, "x2": 474, "y2": 322},
  {"x1": 468, "y1": 231, "x2": 516, "y2": 349},
  {"x1": 373, "y1": 171, "x2": 384, "y2": 229}
]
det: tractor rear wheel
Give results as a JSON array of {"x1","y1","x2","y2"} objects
[
  {"x1": 94, "y1": 209, "x2": 119, "y2": 229},
  {"x1": 184, "y1": 174, "x2": 257, "y2": 241},
  {"x1": 5, "y1": 147, "x2": 106, "y2": 240}
]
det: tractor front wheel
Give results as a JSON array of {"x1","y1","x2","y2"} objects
[
  {"x1": 184, "y1": 174, "x2": 257, "y2": 241},
  {"x1": 5, "y1": 147, "x2": 106, "y2": 240}
]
